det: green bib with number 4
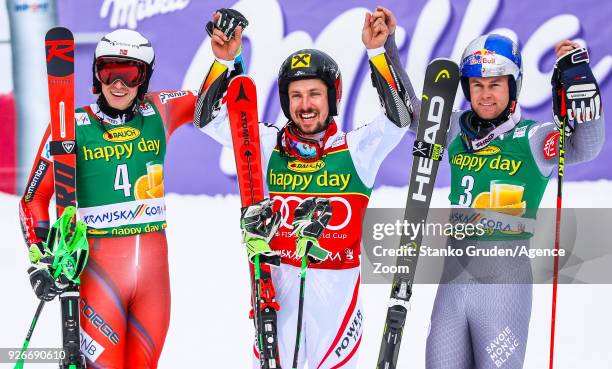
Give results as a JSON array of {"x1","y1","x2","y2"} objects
[{"x1": 74, "y1": 102, "x2": 167, "y2": 238}]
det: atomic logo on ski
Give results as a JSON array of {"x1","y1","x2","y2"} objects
[{"x1": 236, "y1": 82, "x2": 251, "y2": 103}]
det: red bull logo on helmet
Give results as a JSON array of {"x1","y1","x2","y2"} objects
[{"x1": 466, "y1": 49, "x2": 497, "y2": 66}]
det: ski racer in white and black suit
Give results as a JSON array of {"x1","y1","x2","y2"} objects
[
  {"x1": 193, "y1": 7, "x2": 418, "y2": 369},
  {"x1": 382, "y1": 15, "x2": 605, "y2": 369}
]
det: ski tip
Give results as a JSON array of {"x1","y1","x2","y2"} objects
[
  {"x1": 425, "y1": 59, "x2": 460, "y2": 86},
  {"x1": 428, "y1": 58, "x2": 460, "y2": 73},
  {"x1": 45, "y1": 26, "x2": 74, "y2": 41},
  {"x1": 229, "y1": 74, "x2": 255, "y2": 85}
]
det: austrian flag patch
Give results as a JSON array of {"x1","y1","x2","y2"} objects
[{"x1": 543, "y1": 131, "x2": 561, "y2": 160}]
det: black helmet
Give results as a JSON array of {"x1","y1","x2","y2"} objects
[{"x1": 278, "y1": 49, "x2": 342, "y2": 120}]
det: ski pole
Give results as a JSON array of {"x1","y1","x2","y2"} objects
[
  {"x1": 549, "y1": 83, "x2": 567, "y2": 369},
  {"x1": 14, "y1": 300, "x2": 46, "y2": 369},
  {"x1": 292, "y1": 242, "x2": 312, "y2": 369}
]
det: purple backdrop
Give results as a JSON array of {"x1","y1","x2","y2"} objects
[{"x1": 58, "y1": 0, "x2": 612, "y2": 195}]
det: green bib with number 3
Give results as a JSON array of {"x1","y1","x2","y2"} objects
[
  {"x1": 448, "y1": 119, "x2": 549, "y2": 239},
  {"x1": 74, "y1": 102, "x2": 167, "y2": 238}
]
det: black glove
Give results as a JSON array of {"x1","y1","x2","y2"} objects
[
  {"x1": 28, "y1": 255, "x2": 68, "y2": 302},
  {"x1": 291, "y1": 198, "x2": 333, "y2": 262},
  {"x1": 206, "y1": 8, "x2": 249, "y2": 39},
  {"x1": 241, "y1": 198, "x2": 281, "y2": 265},
  {"x1": 551, "y1": 47, "x2": 601, "y2": 136}
]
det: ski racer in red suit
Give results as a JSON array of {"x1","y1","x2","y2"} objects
[{"x1": 18, "y1": 28, "x2": 225, "y2": 368}]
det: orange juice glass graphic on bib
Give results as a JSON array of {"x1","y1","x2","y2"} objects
[
  {"x1": 490, "y1": 180, "x2": 525, "y2": 216},
  {"x1": 135, "y1": 162, "x2": 164, "y2": 200},
  {"x1": 472, "y1": 180, "x2": 526, "y2": 216}
]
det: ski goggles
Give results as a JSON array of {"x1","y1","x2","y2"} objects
[
  {"x1": 283, "y1": 124, "x2": 324, "y2": 162},
  {"x1": 95, "y1": 57, "x2": 147, "y2": 88}
]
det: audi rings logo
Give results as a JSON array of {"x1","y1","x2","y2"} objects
[{"x1": 273, "y1": 196, "x2": 352, "y2": 231}]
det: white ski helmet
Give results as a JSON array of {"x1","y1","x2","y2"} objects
[
  {"x1": 92, "y1": 29, "x2": 155, "y2": 99},
  {"x1": 459, "y1": 34, "x2": 522, "y2": 104}
]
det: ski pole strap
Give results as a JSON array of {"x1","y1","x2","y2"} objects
[{"x1": 413, "y1": 140, "x2": 444, "y2": 161}]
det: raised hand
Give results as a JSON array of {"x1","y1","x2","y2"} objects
[
  {"x1": 362, "y1": 9, "x2": 389, "y2": 49},
  {"x1": 375, "y1": 6, "x2": 397, "y2": 35},
  {"x1": 209, "y1": 11, "x2": 244, "y2": 61}
]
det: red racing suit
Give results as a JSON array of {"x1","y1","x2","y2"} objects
[{"x1": 19, "y1": 90, "x2": 197, "y2": 368}]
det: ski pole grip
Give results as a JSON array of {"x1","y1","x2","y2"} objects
[{"x1": 307, "y1": 242, "x2": 330, "y2": 262}]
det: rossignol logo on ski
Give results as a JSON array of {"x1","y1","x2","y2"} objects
[
  {"x1": 287, "y1": 160, "x2": 325, "y2": 173},
  {"x1": 45, "y1": 39, "x2": 74, "y2": 63},
  {"x1": 103, "y1": 126, "x2": 141, "y2": 142},
  {"x1": 62, "y1": 140, "x2": 75, "y2": 153}
]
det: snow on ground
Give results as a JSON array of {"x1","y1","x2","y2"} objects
[{"x1": 1, "y1": 180, "x2": 611, "y2": 368}]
